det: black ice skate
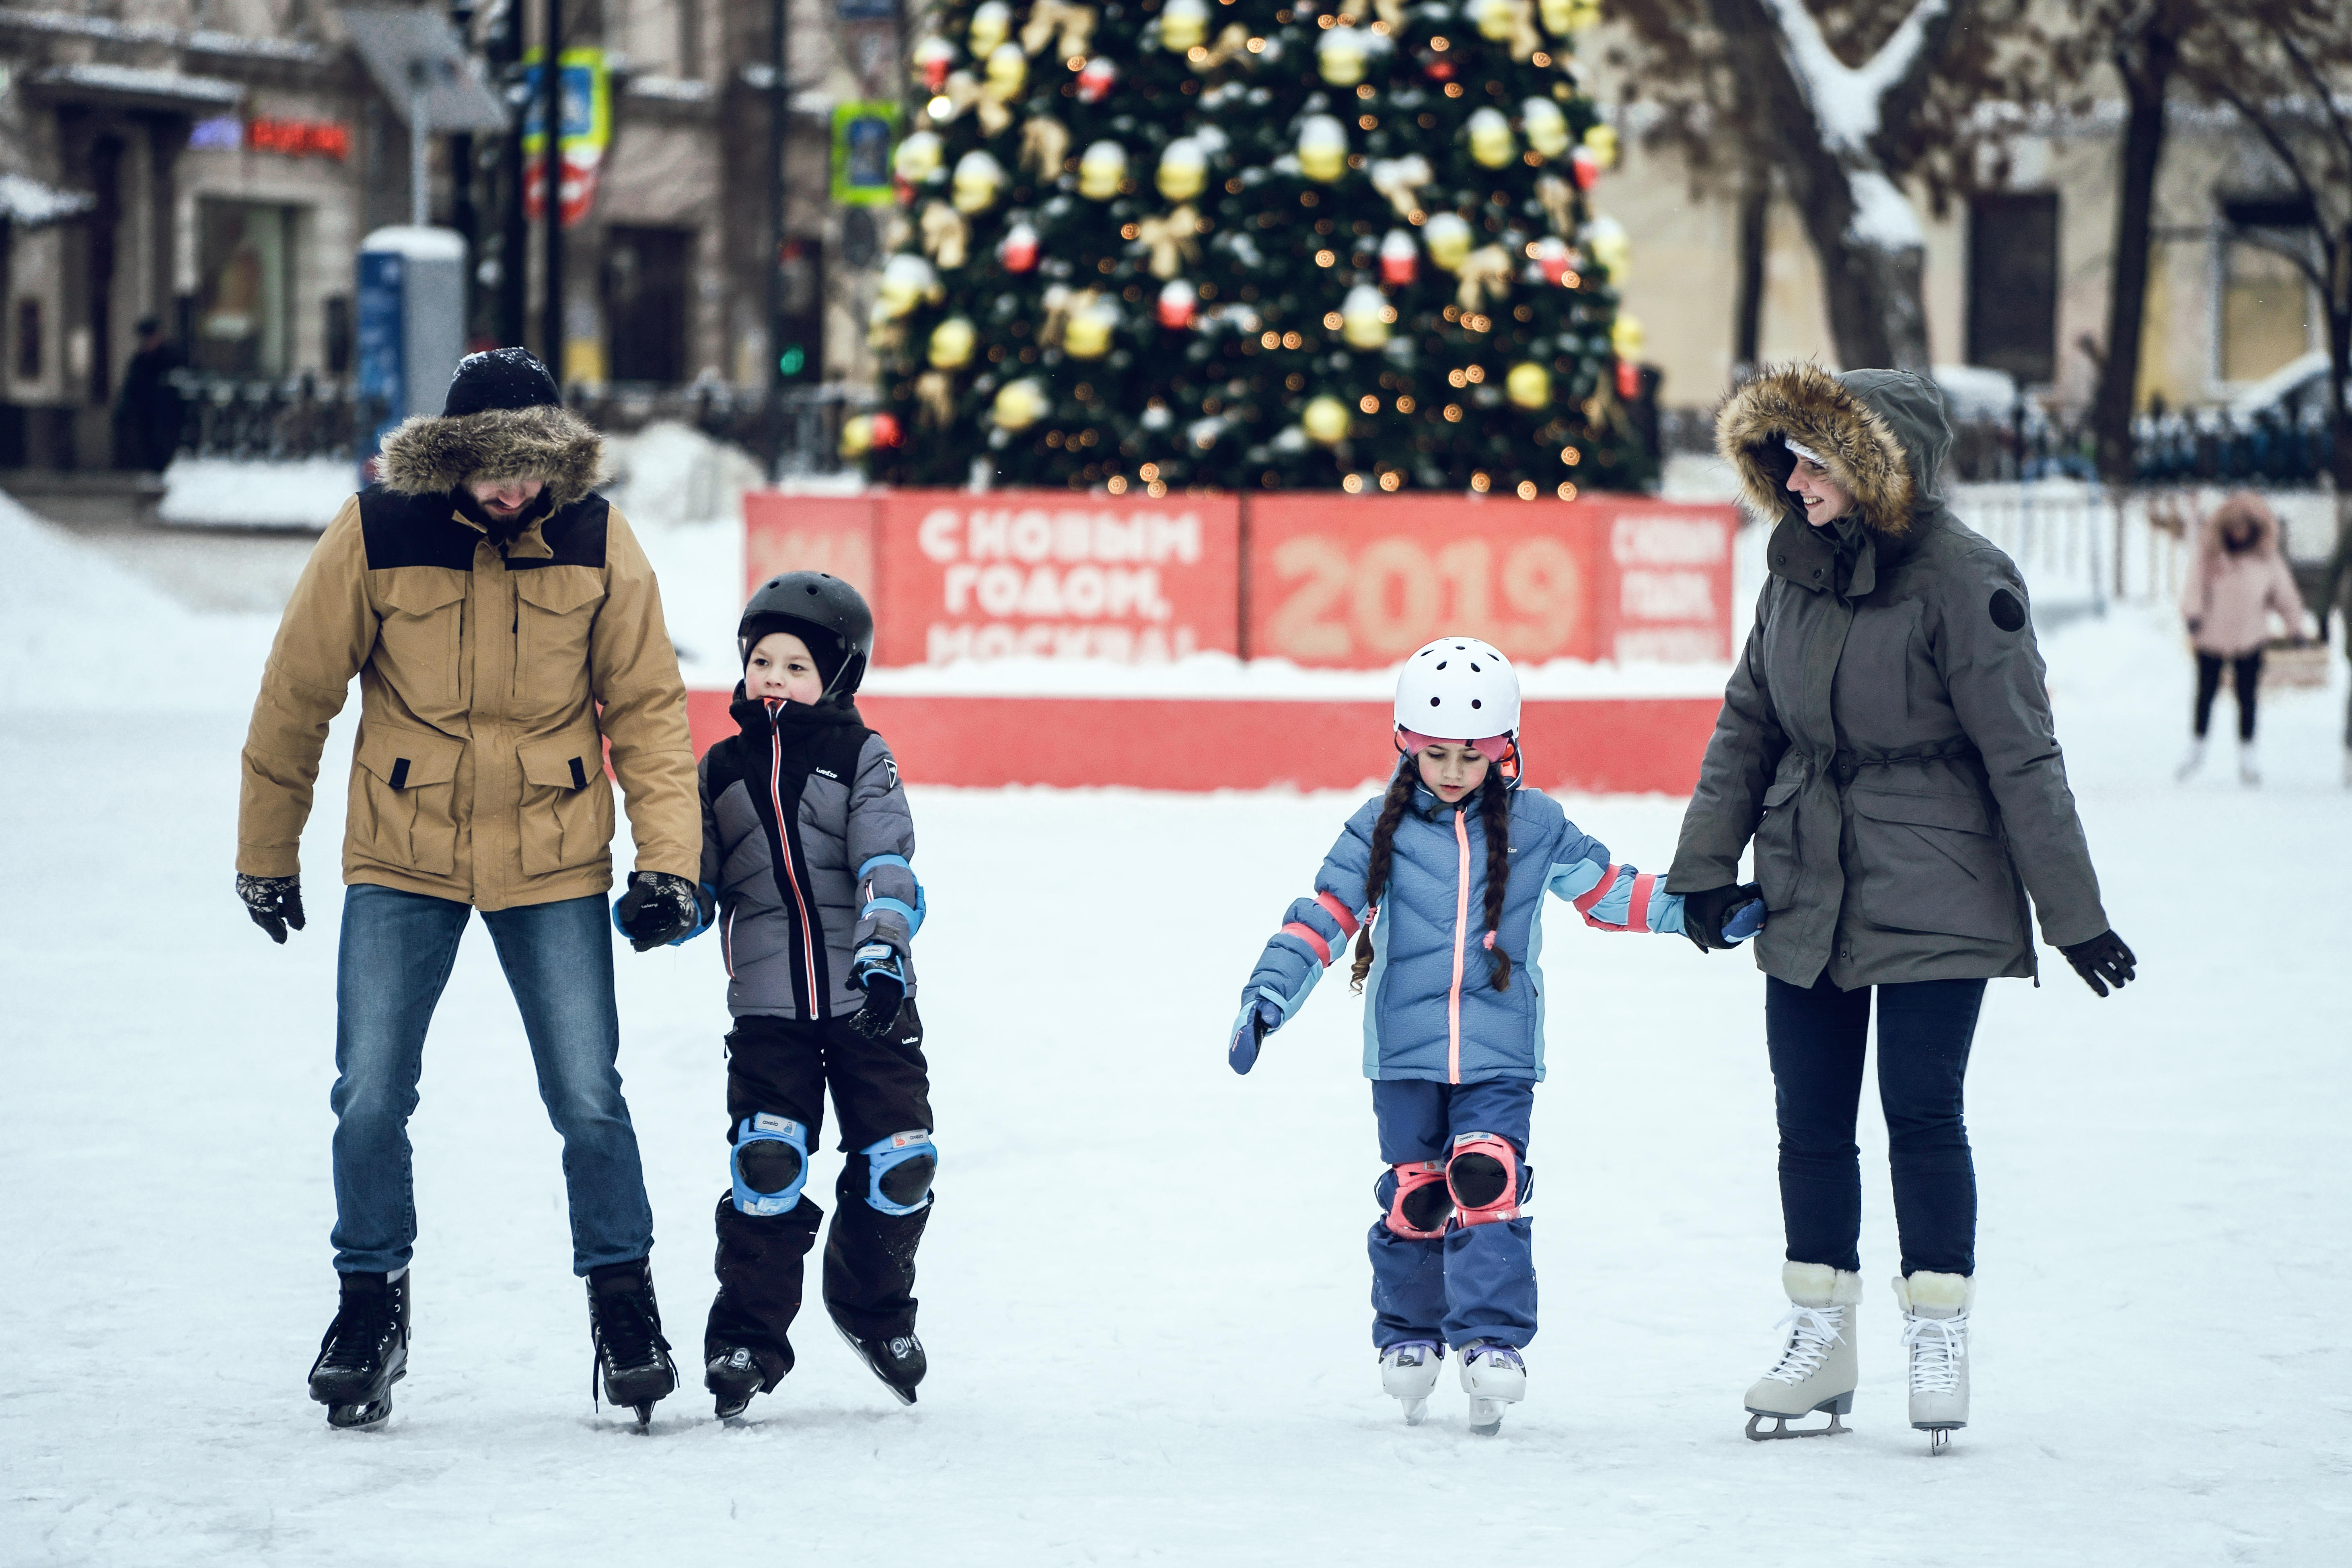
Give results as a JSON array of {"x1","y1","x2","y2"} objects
[
  {"x1": 308, "y1": 1268, "x2": 410, "y2": 1430},
  {"x1": 705, "y1": 1345, "x2": 767, "y2": 1421},
  {"x1": 831, "y1": 1312, "x2": 925, "y2": 1406},
  {"x1": 586, "y1": 1258, "x2": 678, "y2": 1429}
]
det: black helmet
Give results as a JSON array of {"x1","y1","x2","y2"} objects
[{"x1": 738, "y1": 572, "x2": 874, "y2": 706}]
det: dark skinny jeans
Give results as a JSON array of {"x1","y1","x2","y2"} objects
[
  {"x1": 1765, "y1": 974, "x2": 1986, "y2": 1279},
  {"x1": 2193, "y1": 649, "x2": 2262, "y2": 741}
]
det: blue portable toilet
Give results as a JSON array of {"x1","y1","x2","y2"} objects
[{"x1": 356, "y1": 226, "x2": 466, "y2": 483}]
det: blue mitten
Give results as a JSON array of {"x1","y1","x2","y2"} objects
[
  {"x1": 1724, "y1": 896, "x2": 1766, "y2": 943},
  {"x1": 1228, "y1": 999, "x2": 1283, "y2": 1076}
]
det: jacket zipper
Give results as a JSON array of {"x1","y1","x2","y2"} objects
[
  {"x1": 722, "y1": 905, "x2": 737, "y2": 979},
  {"x1": 1447, "y1": 806, "x2": 1471, "y2": 1085},
  {"x1": 767, "y1": 707, "x2": 823, "y2": 1016}
]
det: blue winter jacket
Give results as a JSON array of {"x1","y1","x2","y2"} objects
[{"x1": 1237, "y1": 783, "x2": 1688, "y2": 1084}]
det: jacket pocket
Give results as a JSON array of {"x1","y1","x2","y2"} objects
[
  {"x1": 1753, "y1": 775, "x2": 1803, "y2": 910},
  {"x1": 373, "y1": 571, "x2": 469, "y2": 708},
  {"x1": 512, "y1": 567, "x2": 604, "y2": 701},
  {"x1": 516, "y1": 723, "x2": 615, "y2": 877},
  {"x1": 1846, "y1": 786, "x2": 2019, "y2": 941},
  {"x1": 353, "y1": 721, "x2": 466, "y2": 875}
]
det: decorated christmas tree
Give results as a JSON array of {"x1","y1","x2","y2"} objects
[{"x1": 853, "y1": 0, "x2": 1651, "y2": 497}]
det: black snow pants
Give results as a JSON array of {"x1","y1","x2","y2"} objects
[
  {"x1": 705, "y1": 1003, "x2": 934, "y2": 1386},
  {"x1": 2192, "y1": 650, "x2": 2263, "y2": 741}
]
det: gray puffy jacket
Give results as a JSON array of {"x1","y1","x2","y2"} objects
[
  {"x1": 1668, "y1": 366, "x2": 2109, "y2": 988},
  {"x1": 700, "y1": 692, "x2": 920, "y2": 1020}
]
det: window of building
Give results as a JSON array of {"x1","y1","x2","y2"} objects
[
  {"x1": 14, "y1": 299, "x2": 40, "y2": 382},
  {"x1": 2218, "y1": 197, "x2": 2318, "y2": 384},
  {"x1": 325, "y1": 295, "x2": 352, "y2": 376},
  {"x1": 1966, "y1": 193, "x2": 2059, "y2": 386},
  {"x1": 602, "y1": 227, "x2": 691, "y2": 384},
  {"x1": 194, "y1": 200, "x2": 299, "y2": 377}
]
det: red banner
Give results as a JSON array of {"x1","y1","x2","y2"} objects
[
  {"x1": 742, "y1": 490, "x2": 1729, "y2": 670},
  {"x1": 1242, "y1": 495, "x2": 1735, "y2": 667}
]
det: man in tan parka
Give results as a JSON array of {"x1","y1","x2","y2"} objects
[{"x1": 235, "y1": 348, "x2": 700, "y2": 1430}]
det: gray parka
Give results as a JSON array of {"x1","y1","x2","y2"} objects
[{"x1": 1667, "y1": 366, "x2": 2109, "y2": 989}]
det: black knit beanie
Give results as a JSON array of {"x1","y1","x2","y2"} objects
[{"x1": 442, "y1": 347, "x2": 561, "y2": 417}]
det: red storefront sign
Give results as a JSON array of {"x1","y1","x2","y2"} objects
[
  {"x1": 1242, "y1": 495, "x2": 1735, "y2": 667},
  {"x1": 247, "y1": 117, "x2": 351, "y2": 160}
]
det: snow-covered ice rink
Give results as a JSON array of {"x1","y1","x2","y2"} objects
[{"x1": 4, "y1": 493, "x2": 2348, "y2": 1565}]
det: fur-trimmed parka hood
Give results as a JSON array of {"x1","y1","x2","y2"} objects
[
  {"x1": 2198, "y1": 490, "x2": 2281, "y2": 559},
  {"x1": 376, "y1": 403, "x2": 606, "y2": 509},
  {"x1": 1716, "y1": 364, "x2": 1952, "y2": 537}
]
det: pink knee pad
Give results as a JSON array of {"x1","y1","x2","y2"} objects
[
  {"x1": 1446, "y1": 1132, "x2": 1522, "y2": 1227},
  {"x1": 1384, "y1": 1159, "x2": 1453, "y2": 1240}
]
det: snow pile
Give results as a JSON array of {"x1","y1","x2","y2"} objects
[
  {"x1": 600, "y1": 421, "x2": 764, "y2": 531},
  {"x1": 0, "y1": 488, "x2": 275, "y2": 711},
  {"x1": 159, "y1": 456, "x2": 358, "y2": 530}
]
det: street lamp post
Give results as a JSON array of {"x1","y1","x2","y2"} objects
[
  {"x1": 541, "y1": 0, "x2": 563, "y2": 374},
  {"x1": 766, "y1": 0, "x2": 788, "y2": 481}
]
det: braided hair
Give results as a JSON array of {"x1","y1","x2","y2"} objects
[{"x1": 1348, "y1": 749, "x2": 1516, "y2": 994}]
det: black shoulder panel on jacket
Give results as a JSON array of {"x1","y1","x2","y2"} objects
[
  {"x1": 507, "y1": 494, "x2": 610, "y2": 572},
  {"x1": 358, "y1": 487, "x2": 478, "y2": 571}
]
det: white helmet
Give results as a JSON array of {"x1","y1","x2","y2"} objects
[{"x1": 1393, "y1": 635, "x2": 1520, "y2": 742}]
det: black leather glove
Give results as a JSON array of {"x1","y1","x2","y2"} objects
[
  {"x1": 848, "y1": 942, "x2": 906, "y2": 1041},
  {"x1": 237, "y1": 874, "x2": 305, "y2": 944},
  {"x1": 1679, "y1": 883, "x2": 1760, "y2": 954},
  {"x1": 2057, "y1": 929, "x2": 2137, "y2": 997},
  {"x1": 613, "y1": 871, "x2": 704, "y2": 952}
]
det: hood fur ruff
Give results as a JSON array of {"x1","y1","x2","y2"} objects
[
  {"x1": 2200, "y1": 490, "x2": 2280, "y2": 557},
  {"x1": 376, "y1": 403, "x2": 606, "y2": 509},
  {"x1": 1716, "y1": 363, "x2": 1918, "y2": 537}
]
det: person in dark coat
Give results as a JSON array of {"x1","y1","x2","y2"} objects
[
  {"x1": 1666, "y1": 364, "x2": 2138, "y2": 1448},
  {"x1": 2321, "y1": 512, "x2": 2352, "y2": 787},
  {"x1": 112, "y1": 317, "x2": 184, "y2": 472}
]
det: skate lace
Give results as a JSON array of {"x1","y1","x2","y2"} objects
[
  {"x1": 593, "y1": 1289, "x2": 664, "y2": 1370},
  {"x1": 1761, "y1": 1305, "x2": 1844, "y2": 1385},
  {"x1": 1901, "y1": 1312, "x2": 1968, "y2": 1395},
  {"x1": 319, "y1": 1294, "x2": 391, "y2": 1372}
]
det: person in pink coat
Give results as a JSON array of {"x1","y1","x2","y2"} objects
[{"x1": 2177, "y1": 492, "x2": 2314, "y2": 785}]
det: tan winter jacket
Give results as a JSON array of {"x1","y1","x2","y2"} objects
[
  {"x1": 236, "y1": 405, "x2": 698, "y2": 910},
  {"x1": 2180, "y1": 493, "x2": 2309, "y2": 658}
]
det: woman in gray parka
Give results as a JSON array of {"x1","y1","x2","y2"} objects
[{"x1": 1665, "y1": 365, "x2": 2138, "y2": 1452}]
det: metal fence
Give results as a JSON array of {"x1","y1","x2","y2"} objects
[{"x1": 164, "y1": 373, "x2": 864, "y2": 475}]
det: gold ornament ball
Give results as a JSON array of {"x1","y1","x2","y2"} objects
[
  {"x1": 928, "y1": 316, "x2": 977, "y2": 370},
  {"x1": 839, "y1": 414, "x2": 875, "y2": 460},
  {"x1": 991, "y1": 378, "x2": 1048, "y2": 431},
  {"x1": 951, "y1": 150, "x2": 1005, "y2": 214},
  {"x1": 1065, "y1": 301, "x2": 1117, "y2": 360},
  {"x1": 1302, "y1": 395, "x2": 1353, "y2": 446},
  {"x1": 1317, "y1": 26, "x2": 1369, "y2": 88},
  {"x1": 1078, "y1": 139, "x2": 1128, "y2": 200},
  {"x1": 1423, "y1": 212, "x2": 1474, "y2": 272},
  {"x1": 984, "y1": 41, "x2": 1027, "y2": 99},
  {"x1": 1539, "y1": 0, "x2": 1602, "y2": 34},
  {"x1": 1297, "y1": 115, "x2": 1349, "y2": 184},
  {"x1": 877, "y1": 254, "x2": 939, "y2": 319},
  {"x1": 1583, "y1": 123, "x2": 1620, "y2": 169},
  {"x1": 894, "y1": 130, "x2": 944, "y2": 183},
  {"x1": 1474, "y1": 0, "x2": 1521, "y2": 42},
  {"x1": 968, "y1": 0, "x2": 1011, "y2": 55},
  {"x1": 1506, "y1": 362, "x2": 1552, "y2": 410},
  {"x1": 1340, "y1": 284, "x2": 1391, "y2": 350},
  {"x1": 1611, "y1": 314, "x2": 1646, "y2": 360},
  {"x1": 1467, "y1": 107, "x2": 1515, "y2": 171},
  {"x1": 1156, "y1": 139, "x2": 1208, "y2": 202},
  {"x1": 1159, "y1": 0, "x2": 1210, "y2": 52},
  {"x1": 1522, "y1": 98, "x2": 1570, "y2": 160}
]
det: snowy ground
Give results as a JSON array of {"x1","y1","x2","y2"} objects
[{"x1": 3, "y1": 493, "x2": 2349, "y2": 1565}]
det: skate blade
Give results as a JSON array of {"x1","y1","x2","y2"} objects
[
  {"x1": 1468, "y1": 1397, "x2": 1505, "y2": 1436},
  {"x1": 1922, "y1": 1426, "x2": 1961, "y2": 1455},
  {"x1": 327, "y1": 1397, "x2": 392, "y2": 1431},
  {"x1": 1744, "y1": 1410, "x2": 1849, "y2": 1441},
  {"x1": 830, "y1": 1319, "x2": 918, "y2": 1406},
  {"x1": 1400, "y1": 1397, "x2": 1428, "y2": 1426}
]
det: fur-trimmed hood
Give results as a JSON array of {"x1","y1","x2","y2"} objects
[
  {"x1": 376, "y1": 404, "x2": 606, "y2": 509},
  {"x1": 2198, "y1": 490, "x2": 2281, "y2": 559},
  {"x1": 1716, "y1": 364, "x2": 1952, "y2": 537}
]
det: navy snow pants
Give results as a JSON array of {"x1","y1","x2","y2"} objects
[{"x1": 1368, "y1": 1077, "x2": 1536, "y2": 1352}]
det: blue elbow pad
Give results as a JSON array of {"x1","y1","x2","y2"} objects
[
  {"x1": 731, "y1": 1113, "x2": 810, "y2": 1217},
  {"x1": 860, "y1": 1129, "x2": 935, "y2": 1217}
]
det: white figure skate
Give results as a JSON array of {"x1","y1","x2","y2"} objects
[
  {"x1": 1379, "y1": 1340, "x2": 1444, "y2": 1426},
  {"x1": 1459, "y1": 1340, "x2": 1526, "y2": 1436},
  {"x1": 1744, "y1": 1262, "x2": 1861, "y2": 1441},
  {"x1": 1895, "y1": 1271, "x2": 1973, "y2": 1454}
]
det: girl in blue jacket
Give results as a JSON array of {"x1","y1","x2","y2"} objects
[{"x1": 1230, "y1": 635, "x2": 1759, "y2": 1434}]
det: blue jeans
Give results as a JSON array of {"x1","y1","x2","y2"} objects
[
  {"x1": 1367, "y1": 1077, "x2": 1537, "y2": 1352},
  {"x1": 1765, "y1": 974, "x2": 1985, "y2": 1278},
  {"x1": 331, "y1": 883, "x2": 654, "y2": 1276}
]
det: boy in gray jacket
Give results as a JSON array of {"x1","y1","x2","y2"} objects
[{"x1": 699, "y1": 573, "x2": 933, "y2": 1417}]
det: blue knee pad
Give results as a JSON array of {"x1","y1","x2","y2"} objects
[
  {"x1": 860, "y1": 1129, "x2": 935, "y2": 1217},
  {"x1": 731, "y1": 1113, "x2": 809, "y2": 1217}
]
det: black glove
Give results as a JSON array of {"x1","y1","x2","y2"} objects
[
  {"x1": 236, "y1": 873, "x2": 305, "y2": 944},
  {"x1": 848, "y1": 942, "x2": 905, "y2": 1041},
  {"x1": 2057, "y1": 929, "x2": 2137, "y2": 997},
  {"x1": 613, "y1": 871, "x2": 704, "y2": 952},
  {"x1": 1679, "y1": 882, "x2": 1760, "y2": 954}
]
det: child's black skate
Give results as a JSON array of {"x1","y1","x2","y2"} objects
[
  {"x1": 587, "y1": 1258, "x2": 678, "y2": 1429},
  {"x1": 831, "y1": 1313, "x2": 925, "y2": 1406},
  {"x1": 308, "y1": 1269, "x2": 410, "y2": 1430},
  {"x1": 706, "y1": 1345, "x2": 767, "y2": 1421}
]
